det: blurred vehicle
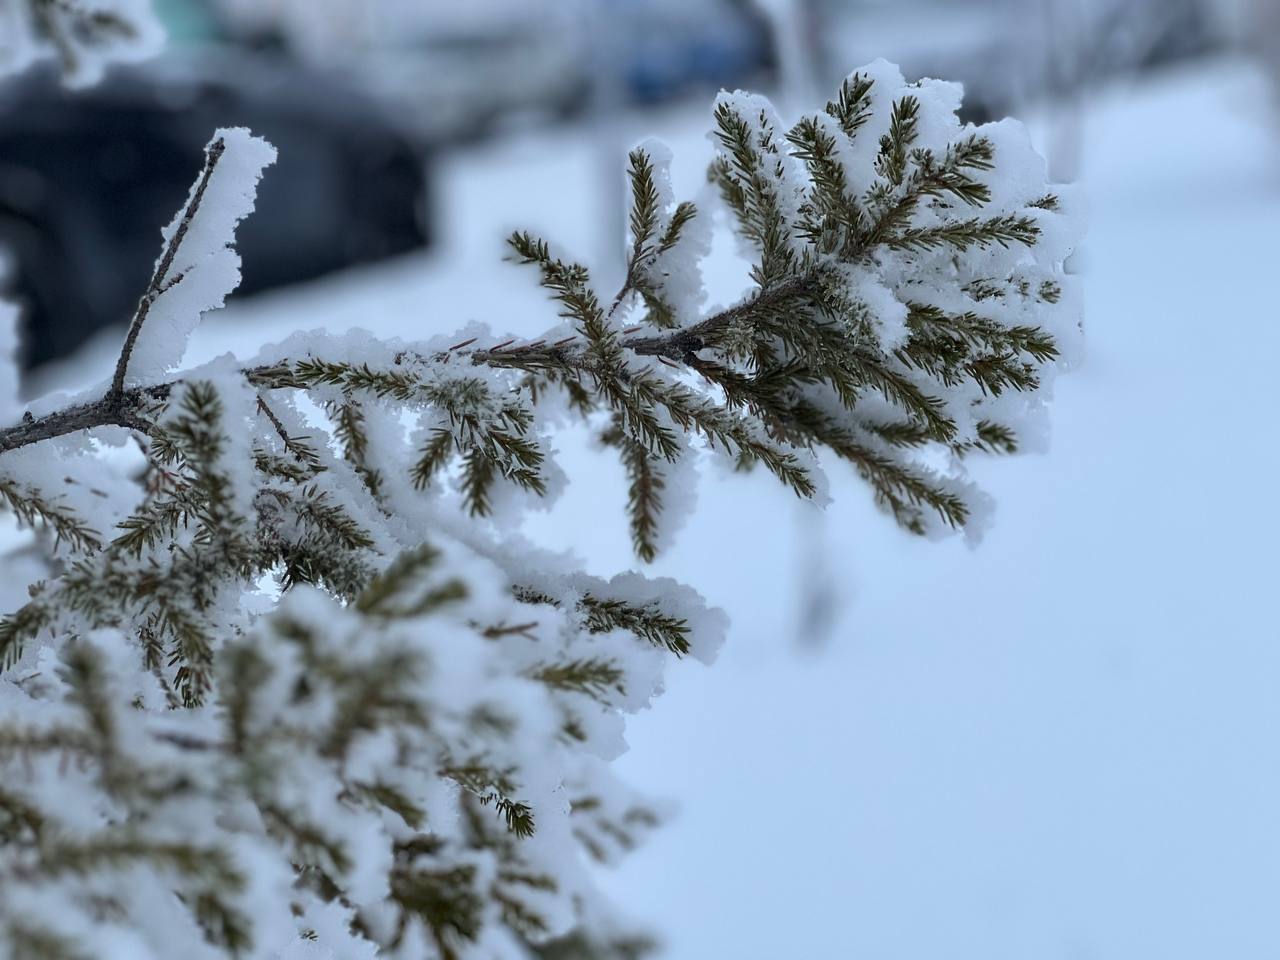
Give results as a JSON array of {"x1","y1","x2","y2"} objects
[
  {"x1": 360, "y1": 0, "x2": 777, "y2": 124},
  {"x1": 614, "y1": 0, "x2": 777, "y2": 105},
  {"x1": 1185, "y1": 0, "x2": 1280, "y2": 106},
  {"x1": 351, "y1": 16, "x2": 591, "y2": 144},
  {"x1": 213, "y1": 0, "x2": 776, "y2": 132},
  {"x1": 809, "y1": 0, "x2": 1020, "y2": 122},
  {"x1": 806, "y1": 0, "x2": 1220, "y2": 123},
  {"x1": 208, "y1": 0, "x2": 592, "y2": 144},
  {"x1": 0, "y1": 49, "x2": 431, "y2": 369}
]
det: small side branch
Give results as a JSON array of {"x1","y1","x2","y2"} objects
[{"x1": 108, "y1": 136, "x2": 226, "y2": 403}]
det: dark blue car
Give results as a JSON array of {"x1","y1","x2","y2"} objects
[
  {"x1": 0, "y1": 49, "x2": 430, "y2": 369},
  {"x1": 617, "y1": 0, "x2": 776, "y2": 104}
]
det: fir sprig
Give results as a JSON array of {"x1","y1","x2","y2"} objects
[
  {"x1": 0, "y1": 476, "x2": 102, "y2": 552},
  {"x1": 0, "y1": 59, "x2": 1077, "y2": 958}
]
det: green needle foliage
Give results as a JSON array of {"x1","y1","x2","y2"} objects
[{"x1": 0, "y1": 59, "x2": 1078, "y2": 960}]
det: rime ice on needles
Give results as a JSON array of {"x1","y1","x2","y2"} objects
[
  {"x1": 0, "y1": 59, "x2": 1079, "y2": 959},
  {"x1": 116, "y1": 129, "x2": 278, "y2": 389},
  {"x1": 0, "y1": 0, "x2": 163, "y2": 86},
  {"x1": 0, "y1": 124, "x2": 721, "y2": 958},
  {"x1": 499, "y1": 61, "x2": 1080, "y2": 546}
]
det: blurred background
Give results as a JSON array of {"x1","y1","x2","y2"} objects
[
  {"x1": 2, "y1": 0, "x2": 1269, "y2": 372},
  {"x1": 5, "y1": 1, "x2": 1280, "y2": 957}
]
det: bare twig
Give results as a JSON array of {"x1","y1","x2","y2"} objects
[
  {"x1": 469, "y1": 274, "x2": 813, "y2": 369},
  {"x1": 255, "y1": 395, "x2": 292, "y2": 448},
  {"x1": 605, "y1": 265, "x2": 637, "y2": 323},
  {"x1": 108, "y1": 137, "x2": 226, "y2": 403},
  {"x1": 0, "y1": 394, "x2": 156, "y2": 454},
  {"x1": 481, "y1": 621, "x2": 540, "y2": 640}
]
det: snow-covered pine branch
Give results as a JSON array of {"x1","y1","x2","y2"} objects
[
  {"x1": 0, "y1": 62, "x2": 1081, "y2": 959},
  {"x1": 0, "y1": 0, "x2": 162, "y2": 86}
]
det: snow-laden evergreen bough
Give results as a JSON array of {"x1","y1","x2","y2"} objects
[{"x1": 0, "y1": 62, "x2": 1080, "y2": 959}]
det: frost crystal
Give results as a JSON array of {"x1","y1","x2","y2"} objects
[{"x1": 121, "y1": 129, "x2": 278, "y2": 387}]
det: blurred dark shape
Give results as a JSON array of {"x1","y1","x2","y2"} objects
[
  {"x1": 1107, "y1": 0, "x2": 1220, "y2": 69},
  {"x1": 0, "y1": 50, "x2": 431, "y2": 370},
  {"x1": 214, "y1": 0, "x2": 775, "y2": 139},
  {"x1": 336, "y1": 21, "x2": 592, "y2": 145},
  {"x1": 1043, "y1": 0, "x2": 1221, "y2": 97},
  {"x1": 210, "y1": 9, "x2": 592, "y2": 146},
  {"x1": 1238, "y1": 0, "x2": 1280, "y2": 100},
  {"x1": 803, "y1": 0, "x2": 1223, "y2": 125},
  {"x1": 617, "y1": 0, "x2": 777, "y2": 105},
  {"x1": 803, "y1": 0, "x2": 1030, "y2": 124}
]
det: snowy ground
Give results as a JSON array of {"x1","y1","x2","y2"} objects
[{"x1": 34, "y1": 55, "x2": 1280, "y2": 959}]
